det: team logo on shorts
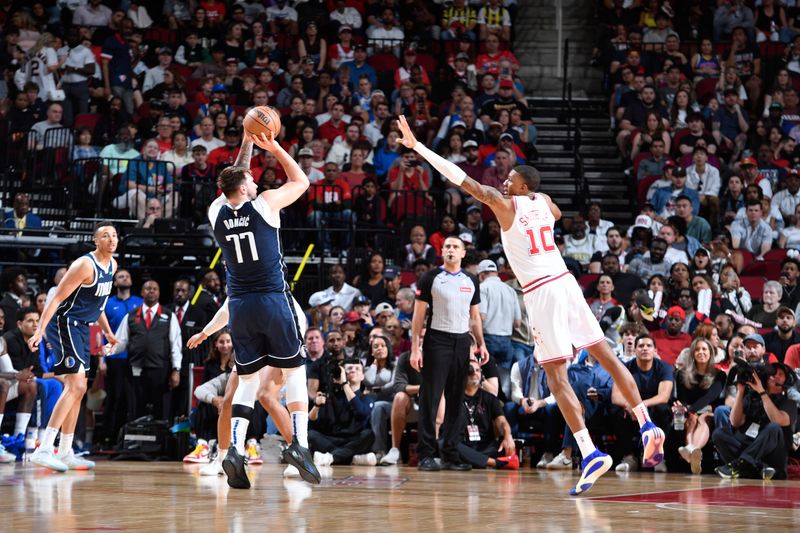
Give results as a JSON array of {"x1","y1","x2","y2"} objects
[{"x1": 65, "y1": 356, "x2": 76, "y2": 368}]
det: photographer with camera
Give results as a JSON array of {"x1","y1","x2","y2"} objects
[
  {"x1": 308, "y1": 358, "x2": 376, "y2": 466},
  {"x1": 712, "y1": 356, "x2": 798, "y2": 480}
]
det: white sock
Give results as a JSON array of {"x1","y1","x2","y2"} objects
[
  {"x1": 14, "y1": 412, "x2": 31, "y2": 437},
  {"x1": 57, "y1": 433, "x2": 74, "y2": 457},
  {"x1": 685, "y1": 443, "x2": 696, "y2": 453},
  {"x1": 40, "y1": 427, "x2": 59, "y2": 452},
  {"x1": 574, "y1": 429, "x2": 597, "y2": 458},
  {"x1": 38, "y1": 427, "x2": 46, "y2": 442},
  {"x1": 632, "y1": 402, "x2": 652, "y2": 428},
  {"x1": 291, "y1": 411, "x2": 309, "y2": 448},
  {"x1": 218, "y1": 448, "x2": 227, "y2": 461}
]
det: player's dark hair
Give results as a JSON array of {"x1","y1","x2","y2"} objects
[
  {"x1": 513, "y1": 165, "x2": 540, "y2": 191},
  {"x1": 93, "y1": 220, "x2": 116, "y2": 234},
  {"x1": 217, "y1": 166, "x2": 249, "y2": 196}
]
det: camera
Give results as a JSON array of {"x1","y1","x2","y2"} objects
[
  {"x1": 406, "y1": 159, "x2": 419, "y2": 167},
  {"x1": 729, "y1": 357, "x2": 764, "y2": 386},
  {"x1": 324, "y1": 356, "x2": 344, "y2": 391}
]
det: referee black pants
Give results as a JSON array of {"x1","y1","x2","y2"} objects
[{"x1": 418, "y1": 329, "x2": 471, "y2": 463}]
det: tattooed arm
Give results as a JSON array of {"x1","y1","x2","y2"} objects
[{"x1": 234, "y1": 138, "x2": 254, "y2": 169}]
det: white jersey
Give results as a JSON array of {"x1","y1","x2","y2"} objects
[
  {"x1": 23, "y1": 48, "x2": 58, "y2": 98},
  {"x1": 500, "y1": 194, "x2": 568, "y2": 288}
]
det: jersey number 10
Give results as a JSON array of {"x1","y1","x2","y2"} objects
[
  {"x1": 526, "y1": 227, "x2": 556, "y2": 256},
  {"x1": 225, "y1": 232, "x2": 260, "y2": 263}
]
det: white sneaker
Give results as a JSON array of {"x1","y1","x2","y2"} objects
[
  {"x1": 284, "y1": 465, "x2": 300, "y2": 477},
  {"x1": 380, "y1": 447, "x2": 401, "y2": 465},
  {"x1": 59, "y1": 451, "x2": 95, "y2": 470},
  {"x1": 200, "y1": 455, "x2": 224, "y2": 476},
  {"x1": 183, "y1": 439, "x2": 210, "y2": 463},
  {"x1": 0, "y1": 444, "x2": 15, "y2": 463},
  {"x1": 352, "y1": 453, "x2": 377, "y2": 466},
  {"x1": 30, "y1": 448, "x2": 68, "y2": 472},
  {"x1": 678, "y1": 445, "x2": 691, "y2": 464},
  {"x1": 615, "y1": 454, "x2": 637, "y2": 473},
  {"x1": 654, "y1": 460, "x2": 668, "y2": 473},
  {"x1": 690, "y1": 448, "x2": 702, "y2": 475},
  {"x1": 536, "y1": 452, "x2": 554, "y2": 469},
  {"x1": 546, "y1": 451, "x2": 573, "y2": 470},
  {"x1": 313, "y1": 451, "x2": 333, "y2": 467}
]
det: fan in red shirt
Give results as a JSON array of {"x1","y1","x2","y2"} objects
[
  {"x1": 387, "y1": 149, "x2": 431, "y2": 220},
  {"x1": 651, "y1": 306, "x2": 692, "y2": 366},
  {"x1": 308, "y1": 162, "x2": 354, "y2": 251},
  {"x1": 319, "y1": 102, "x2": 348, "y2": 145},
  {"x1": 207, "y1": 127, "x2": 242, "y2": 169},
  {"x1": 476, "y1": 34, "x2": 520, "y2": 77}
]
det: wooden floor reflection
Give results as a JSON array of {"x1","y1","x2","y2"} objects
[{"x1": 2, "y1": 461, "x2": 799, "y2": 532}]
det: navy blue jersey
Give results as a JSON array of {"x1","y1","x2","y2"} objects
[
  {"x1": 56, "y1": 252, "x2": 115, "y2": 323},
  {"x1": 209, "y1": 194, "x2": 289, "y2": 296}
]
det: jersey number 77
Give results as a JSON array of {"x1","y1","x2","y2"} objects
[{"x1": 225, "y1": 232, "x2": 260, "y2": 263}]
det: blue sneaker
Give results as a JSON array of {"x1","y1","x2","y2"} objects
[
  {"x1": 569, "y1": 450, "x2": 612, "y2": 496},
  {"x1": 640, "y1": 421, "x2": 665, "y2": 468}
]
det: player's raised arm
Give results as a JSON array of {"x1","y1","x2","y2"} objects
[
  {"x1": 251, "y1": 131, "x2": 310, "y2": 210},
  {"x1": 234, "y1": 137, "x2": 254, "y2": 168},
  {"x1": 396, "y1": 115, "x2": 509, "y2": 211}
]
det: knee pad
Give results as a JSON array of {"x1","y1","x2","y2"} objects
[
  {"x1": 281, "y1": 366, "x2": 307, "y2": 406},
  {"x1": 232, "y1": 372, "x2": 259, "y2": 407}
]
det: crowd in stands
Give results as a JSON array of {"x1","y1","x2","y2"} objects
[{"x1": 1, "y1": 0, "x2": 800, "y2": 480}]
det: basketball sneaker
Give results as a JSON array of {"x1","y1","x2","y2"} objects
[
  {"x1": 60, "y1": 452, "x2": 96, "y2": 470},
  {"x1": 380, "y1": 447, "x2": 401, "y2": 465},
  {"x1": 183, "y1": 439, "x2": 210, "y2": 463},
  {"x1": 640, "y1": 421, "x2": 665, "y2": 468},
  {"x1": 569, "y1": 450, "x2": 613, "y2": 496},
  {"x1": 284, "y1": 441, "x2": 321, "y2": 484},
  {"x1": 536, "y1": 453, "x2": 554, "y2": 469},
  {"x1": 222, "y1": 447, "x2": 250, "y2": 489},
  {"x1": 615, "y1": 454, "x2": 637, "y2": 473},
  {"x1": 245, "y1": 439, "x2": 263, "y2": 465},
  {"x1": 200, "y1": 454, "x2": 224, "y2": 476},
  {"x1": 0, "y1": 444, "x2": 15, "y2": 463},
  {"x1": 30, "y1": 448, "x2": 68, "y2": 472}
]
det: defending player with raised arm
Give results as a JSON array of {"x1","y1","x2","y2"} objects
[
  {"x1": 26, "y1": 222, "x2": 118, "y2": 472},
  {"x1": 206, "y1": 131, "x2": 319, "y2": 488},
  {"x1": 397, "y1": 114, "x2": 665, "y2": 496}
]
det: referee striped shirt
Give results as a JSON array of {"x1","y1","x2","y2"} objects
[{"x1": 416, "y1": 267, "x2": 480, "y2": 334}]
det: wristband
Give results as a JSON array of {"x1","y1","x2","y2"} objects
[{"x1": 759, "y1": 391, "x2": 768, "y2": 396}]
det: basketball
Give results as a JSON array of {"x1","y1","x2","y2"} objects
[{"x1": 242, "y1": 105, "x2": 281, "y2": 140}]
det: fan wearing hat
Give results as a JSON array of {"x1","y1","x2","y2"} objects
[
  {"x1": 740, "y1": 155, "x2": 773, "y2": 198},
  {"x1": 483, "y1": 130, "x2": 525, "y2": 167},
  {"x1": 478, "y1": 77, "x2": 529, "y2": 128},
  {"x1": 650, "y1": 306, "x2": 692, "y2": 366},
  {"x1": 676, "y1": 112, "x2": 718, "y2": 158},
  {"x1": 651, "y1": 163, "x2": 701, "y2": 219},
  {"x1": 459, "y1": 205, "x2": 484, "y2": 244},
  {"x1": 297, "y1": 147, "x2": 324, "y2": 183},
  {"x1": 142, "y1": 46, "x2": 173, "y2": 94},
  {"x1": 208, "y1": 126, "x2": 243, "y2": 168}
]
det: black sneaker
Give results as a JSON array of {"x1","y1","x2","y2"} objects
[
  {"x1": 441, "y1": 462, "x2": 472, "y2": 471},
  {"x1": 222, "y1": 447, "x2": 251, "y2": 489},
  {"x1": 762, "y1": 466, "x2": 776, "y2": 480},
  {"x1": 715, "y1": 460, "x2": 741, "y2": 479},
  {"x1": 282, "y1": 441, "x2": 321, "y2": 485},
  {"x1": 418, "y1": 457, "x2": 441, "y2": 471}
]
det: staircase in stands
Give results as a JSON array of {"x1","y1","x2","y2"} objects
[{"x1": 527, "y1": 96, "x2": 632, "y2": 224}]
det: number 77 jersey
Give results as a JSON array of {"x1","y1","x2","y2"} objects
[
  {"x1": 500, "y1": 194, "x2": 569, "y2": 287},
  {"x1": 209, "y1": 194, "x2": 290, "y2": 296}
]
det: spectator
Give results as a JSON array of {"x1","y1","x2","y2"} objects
[
  {"x1": 309, "y1": 359, "x2": 376, "y2": 466},
  {"x1": 476, "y1": 33, "x2": 519, "y2": 77},
  {"x1": 587, "y1": 274, "x2": 620, "y2": 322},
  {"x1": 616, "y1": 84, "x2": 667, "y2": 154},
  {"x1": 778, "y1": 257, "x2": 800, "y2": 310},
  {"x1": 651, "y1": 166, "x2": 700, "y2": 219},
  {"x1": 714, "y1": 0, "x2": 756, "y2": 42},
  {"x1": 712, "y1": 361, "x2": 796, "y2": 479},
  {"x1": 674, "y1": 337, "x2": 727, "y2": 474},
  {"x1": 611, "y1": 333, "x2": 673, "y2": 472},
  {"x1": 59, "y1": 28, "x2": 96, "y2": 127},
  {"x1": 564, "y1": 215, "x2": 604, "y2": 269},
  {"x1": 713, "y1": 90, "x2": 749, "y2": 161},
  {"x1": 477, "y1": 0, "x2": 511, "y2": 42},
  {"x1": 675, "y1": 195, "x2": 712, "y2": 244},
  {"x1": 0, "y1": 307, "x2": 43, "y2": 438},
  {"x1": 685, "y1": 147, "x2": 721, "y2": 228},
  {"x1": 678, "y1": 113, "x2": 718, "y2": 157},
  {"x1": 29, "y1": 102, "x2": 70, "y2": 150},
  {"x1": 341, "y1": 44, "x2": 377, "y2": 89},
  {"x1": 387, "y1": 149, "x2": 430, "y2": 213},
  {"x1": 142, "y1": 47, "x2": 173, "y2": 94},
  {"x1": 3, "y1": 193, "x2": 42, "y2": 234},
  {"x1": 740, "y1": 156, "x2": 772, "y2": 198},
  {"x1": 400, "y1": 225, "x2": 437, "y2": 269},
  {"x1": 725, "y1": 26, "x2": 762, "y2": 113},
  {"x1": 636, "y1": 140, "x2": 668, "y2": 181},
  {"x1": 319, "y1": 102, "x2": 349, "y2": 146},
  {"x1": 330, "y1": 1, "x2": 362, "y2": 31},
  {"x1": 208, "y1": 127, "x2": 244, "y2": 169},
  {"x1": 113, "y1": 139, "x2": 174, "y2": 220},
  {"x1": 191, "y1": 116, "x2": 225, "y2": 153},
  {"x1": 651, "y1": 306, "x2": 693, "y2": 366},
  {"x1": 266, "y1": 0, "x2": 298, "y2": 36},
  {"x1": 380, "y1": 344, "x2": 422, "y2": 465},
  {"x1": 308, "y1": 162, "x2": 353, "y2": 252},
  {"x1": 764, "y1": 306, "x2": 800, "y2": 363},
  {"x1": 773, "y1": 169, "x2": 800, "y2": 221},
  {"x1": 627, "y1": 237, "x2": 671, "y2": 284},
  {"x1": 74, "y1": 0, "x2": 113, "y2": 26},
  {"x1": 320, "y1": 264, "x2": 362, "y2": 312},
  {"x1": 747, "y1": 281, "x2": 783, "y2": 329},
  {"x1": 101, "y1": 19, "x2": 135, "y2": 114},
  {"x1": 439, "y1": 0, "x2": 477, "y2": 41},
  {"x1": 366, "y1": 7, "x2": 404, "y2": 54},
  {"x1": 731, "y1": 199, "x2": 774, "y2": 264},
  {"x1": 364, "y1": 334, "x2": 394, "y2": 453},
  {"x1": 326, "y1": 123, "x2": 364, "y2": 167},
  {"x1": 477, "y1": 259, "x2": 519, "y2": 370},
  {"x1": 755, "y1": 0, "x2": 787, "y2": 43},
  {"x1": 0, "y1": 268, "x2": 28, "y2": 334}
]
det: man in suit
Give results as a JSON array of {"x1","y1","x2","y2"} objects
[
  {"x1": 170, "y1": 278, "x2": 209, "y2": 419},
  {"x1": 194, "y1": 269, "x2": 222, "y2": 320}
]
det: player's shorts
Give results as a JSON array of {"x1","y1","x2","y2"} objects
[
  {"x1": 522, "y1": 272, "x2": 605, "y2": 365},
  {"x1": 228, "y1": 291, "x2": 306, "y2": 375},
  {"x1": 46, "y1": 316, "x2": 90, "y2": 375},
  {"x1": 5, "y1": 380, "x2": 18, "y2": 401}
]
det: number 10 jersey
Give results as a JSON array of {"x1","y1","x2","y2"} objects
[{"x1": 209, "y1": 194, "x2": 289, "y2": 296}]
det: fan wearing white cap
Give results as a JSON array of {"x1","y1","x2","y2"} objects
[
  {"x1": 297, "y1": 147, "x2": 324, "y2": 183},
  {"x1": 477, "y1": 259, "x2": 521, "y2": 369},
  {"x1": 396, "y1": 113, "x2": 666, "y2": 495}
]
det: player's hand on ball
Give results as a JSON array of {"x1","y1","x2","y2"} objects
[
  {"x1": 251, "y1": 131, "x2": 278, "y2": 153},
  {"x1": 396, "y1": 115, "x2": 418, "y2": 149},
  {"x1": 187, "y1": 331, "x2": 208, "y2": 349}
]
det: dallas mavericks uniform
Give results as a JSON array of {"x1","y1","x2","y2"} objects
[
  {"x1": 45, "y1": 252, "x2": 115, "y2": 374},
  {"x1": 501, "y1": 194, "x2": 604, "y2": 364},
  {"x1": 209, "y1": 194, "x2": 305, "y2": 375}
]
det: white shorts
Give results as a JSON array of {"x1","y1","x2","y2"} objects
[
  {"x1": 522, "y1": 272, "x2": 605, "y2": 364},
  {"x1": 5, "y1": 380, "x2": 18, "y2": 402}
]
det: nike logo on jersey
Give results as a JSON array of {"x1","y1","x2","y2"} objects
[
  {"x1": 223, "y1": 216, "x2": 250, "y2": 230},
  {"x1": 95, "y1": 281, "x2": 113, "y2": 297}
]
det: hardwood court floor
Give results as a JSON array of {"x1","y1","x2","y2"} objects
[{"x1": 1, "y1": 461, "x2": 799, "y2": 532}]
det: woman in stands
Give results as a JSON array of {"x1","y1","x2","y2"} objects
[
  {"x1": 429, "y1": 214, "x2": 458, "y2": 257},
  {"x1": 630, "y1": 111, "x2": 670, "y2": 160},
  {"x1": 160, "y1": 131, "x2": 193, "y2": 176},
  {"x1": 669, "y1": 90, "x2": 700, "y2": 130},
  {"x1": 718, "y1": 264, "x2": 753, "y2": 316},
  {"x1": 327, "y1": 306, "x2": 346, "y2": 334},
  {"x1": 747, "y1": 281, "x2": 783, "y2": 329},
  {"x1": 715, "y1": 68, "x2": 748, "y2": 105},
  {"x1": 353, "y1": 252, "x2": 389, "y2": 304},
  {"x1": 212, "y1": 111, "x2": 229, "y2": 140},
  {"x1": 298, "y1": 21, "x2": 326, "y2": 70},
  {"x1": 717, "y1": 333, "x2": 745, "y2": 373},
  {"x1": 587, "y1": 274, "x2": 620, "y2": 322},
  {"x1": 763, "y1": 69, "x2": 792, "y2": 117},
  {"x1": 674, "y1": 337, "x2": 726, "y2": 474},
  {"x1": 202, "y1": 330, "x2": 235, "y2": 384},
  {"x1": 364, "y1": 335, "x2": 395, "y2": 394},
  {"x1": 778, "y1": 203, "x2": 800, "y2": 250},
  {"x1": 720, "y1": 175, "x2": 746, "y2": 228},
  {"x1": 476, "y1": 219, "x2": 504, "y2": 256},
  {"x1": 691, "y1": 38, "x2": 722, "y2": 82},
  {"x1": 667, "y1": 262, "x2": 691, "y2": 298},
  {"x1": 440, "y1": 132, "x2": 466, "y2": 164}
]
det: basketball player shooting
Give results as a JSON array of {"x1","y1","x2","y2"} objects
[
  {"x1": 396, "y1": 115, "x2": 665, "y2": 495},
  {"x1": 206, "y1": 127, "x2": 320, "y2": 487}
]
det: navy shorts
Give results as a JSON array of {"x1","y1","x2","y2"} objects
[
  {"x1": 46, "y1": 316, "x2": 90, "y2": 375},
  {"x1": 228, "y1": 291, "x2": 305, "y2": 375}
]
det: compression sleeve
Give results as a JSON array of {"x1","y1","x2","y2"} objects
[{"x1": 413, "y1": 142, "x2": 466, "y2": 185}]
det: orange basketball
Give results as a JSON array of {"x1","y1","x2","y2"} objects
[{"x1": 242, "y1": 105, "x2": 282, "y2": 140}]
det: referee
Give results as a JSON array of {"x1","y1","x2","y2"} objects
[{"x1": 411, "y1": 235, "x2": 490, "y2": 471}]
